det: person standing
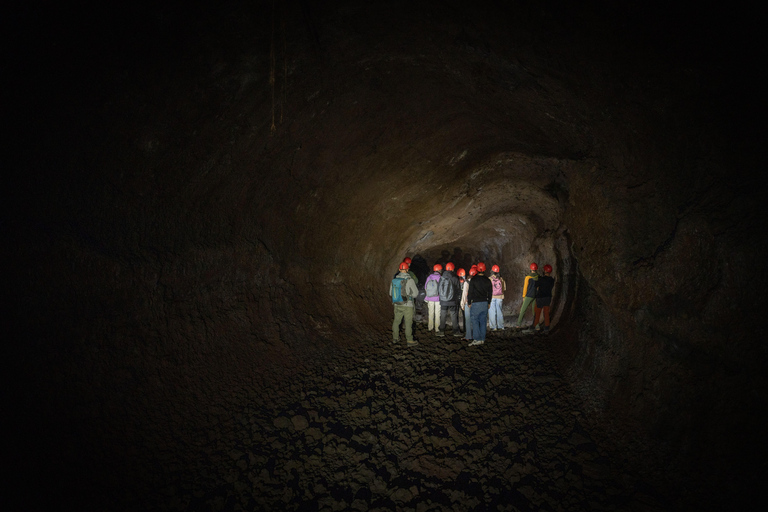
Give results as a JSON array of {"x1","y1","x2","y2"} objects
[
  {"x1": 423, "y1": 264, "x2": 443, "y2": 334},
  {"x1": 489, "y1": 264, "x2": 507, "y2": 331},
  {"x1": 394, "y1": 257, "x2": 419, "y2": 286},
  {"x1": 461, "y1": 266, "x2": 476, "y2": 341},
  {"x1": 437, "y1": 262, "x2": 462, "y2": 337},
  {"x1": 533, "y1": 264, "x2": 555, "y2": 333},
  {"x1": 456, "y1": 268, "x2": 466, "y2": 336},
  {"x1": 467, "y1": 262, "x2": 492, "y2": 346},
  {"x1": 390, "y1": 262, "x2": 419, "y2": 346},
  {"x1": 515, "y1": 263, "x2": 539, "y2": 330}
]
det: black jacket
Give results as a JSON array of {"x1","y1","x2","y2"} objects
[
  {"x1": 467, "y1": 274, "x2": 492, "y2": 304},
  {"x1": 535, "y1": 275, "x2": 555, "y2": 307},
  {"x1": 438, "y1": 270, "x2": 461, "y2": 306}
]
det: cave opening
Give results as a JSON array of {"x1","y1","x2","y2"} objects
[{"x1": 6, "y1": 0, "x2": 767, "y2": 510}]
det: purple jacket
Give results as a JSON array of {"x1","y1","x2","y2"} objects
[{"x1": 424, "y1": 272, "x2": 441, "y2": 302}]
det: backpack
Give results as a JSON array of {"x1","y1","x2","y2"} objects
[
  {"x1": 391, "y1": 276, "x2": 410, "y2": 304},
  {"x1": 425, "y1": 276, "x2": 439, "y2": 297},
  {"x1": 438, "y1": 274, "x2": 456, "y2": 302},
  {"x1": 492, "y1": 277, "x2": 503, "y2": 296}
]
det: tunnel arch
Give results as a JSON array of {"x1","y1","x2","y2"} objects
[
  {"x1": 362, "y1": 153, "x2": 578, "y2": 331},
  {"x1": 8, "y1": 1, "x2": 766, "y2": 509}
]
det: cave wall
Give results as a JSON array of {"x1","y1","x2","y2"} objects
[
  {"x1": 561, "y1": 119, "x2": 768, "y2": 477},
  {"x1": 7, "y1": 0, "x2": 767, "y2": 500}
]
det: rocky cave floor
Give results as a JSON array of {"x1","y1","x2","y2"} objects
[{"x1": 119, "y1": 310, "x2": 713, "y2": 512}]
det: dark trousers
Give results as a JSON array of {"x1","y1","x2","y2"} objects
[
  {"x1": 439, "y1": 304, "x2": 459, "y2": 332},
  {"x1": 534, "y1": 305, "x2": 551, "y2": 327}
]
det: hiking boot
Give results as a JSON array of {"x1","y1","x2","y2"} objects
[
  {"x1": 435, "y1": 331, "x2": 445, "y2": 337},
  {"x1": 407, "y1": 340, "x2": 418, "y2": 346},
  {"x1": 453, "y1": 332, "x2": 463, "y2": 337}
]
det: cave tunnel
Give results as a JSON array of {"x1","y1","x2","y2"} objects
[{"x1": 5, "y1": 1, "x2": 767, "y2": 510}]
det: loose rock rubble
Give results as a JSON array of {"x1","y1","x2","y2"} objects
[{"x1": 129, "y1": 321, "x2": 681, "y2": 511}]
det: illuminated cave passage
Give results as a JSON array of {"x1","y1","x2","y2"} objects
[{"x1": 7, "y1": 1, "x2": 766, "y2": 510}]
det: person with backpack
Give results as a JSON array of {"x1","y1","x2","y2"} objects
[
  {"x1": 460, "y1": 266, "x2": 477, "y2": 341},
  {"x1": 515, "y1": 263, "x2": 539, "y2": 330},
  {"x1": 393, "y1": 257, "x2": 419, "y2": 286},
  {"x1": 390, "y1": 261, "x2": 420, "y2": 346},
  {"x1": 532, "y1": 264, "x2": 555, "y2": 333},
  {"x1": 467, "y1": 262, "x2": 493, "y2": 346},
  {"x1": 437, "y1": 262, "x2": 462, "y2": 338},
  {"x1": 423, "y1": 264, "x2": 443, "y2": 333},
  {"x1": 489, "y1": 265, "x2": 507, "y2": 331}
]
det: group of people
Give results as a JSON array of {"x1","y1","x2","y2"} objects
[{"x1": 389, "y1": 257, "x2": 555, "y2": 347}]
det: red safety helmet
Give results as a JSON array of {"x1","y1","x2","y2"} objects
[
  {"x1": 469, "y1": 267, "x2": 478, "y2": 276},
  {"x1": 491, "y1": 264, "x2": 500, "y2": 273},
  {"x1": 457, "y1": 268, "x2": 466, "y2": 277},
  {"x1": 477, "y1": 262, "x2": 486, "y2": 272},
  {"x1": 530, "y1": 263, "x2": 539, "y2": 271},
  {"x1": 543, "y1": 264, "x2": 552, "y2": 273},
  {"x1": 403, "y1": 257, "x2": 412, "y2": 265},
  {"x1": 399, "y1": 262, "x2": 409, "y2": 271},
  {"x1": 445, "y1": 262, "x2": 455, "y2": 271},
  {"x1": 433, "y1": 264, "x2": 443, "y2": 272}
]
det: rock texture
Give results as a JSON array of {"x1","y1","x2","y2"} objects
[
  {"x1": 6, "y1": 1, "x2": 766, "y2": 510},
  {"x1": 66, "y1": 327, "x2": 689, "y2": 511}
]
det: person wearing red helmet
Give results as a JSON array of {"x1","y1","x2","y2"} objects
[
  {"x1": 437, "y1": 262, "x2": 462, "y2": 338},
  {"x1": 461, "y1": 266, "x2": 477, "y2": 341},
  {"x1": 533, "y1": 264, "x2": 555, "y2": 333},
  {"x1": 424, "y1": 264, "x2": 443, "y2": 333},
  {"x1": 390, "y1": 261, "x2": 420, "y2": 346},
  {"x1": 393, "y1": 258, "x2": 419, "y2": 286},
  {"x1": 456, "y1": 268, "x2": 467, "y2": 335},
  {"x1": 467, "y1": 262, "x2": 492, "y2": 346},
  {"x1": 489, "y1": 265, "x2": 507, "y2": 331},
  {"x1": 515, "y1": 263, "x2": 539, "y2": 329}
]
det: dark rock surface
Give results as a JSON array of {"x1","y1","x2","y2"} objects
[
  {"x1": 87, "y1": 326, "x2": 685, "y2": 511},
  {"x1": 5, "y1": 1, "x2": 766, "y2": 510}
]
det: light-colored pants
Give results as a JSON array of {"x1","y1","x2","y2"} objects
[
  {"x1": 464, "y1": 305, "x2": 472, "y2": 339},
  {"x1": 516, "y1": 297, "x2": 536, "y2": 327},
  {"x1": 489, "y1": 298, "x2": 504, "y2": 329},
  {"x1": 427, "y1": 300, "x2": 441, "y2": 331},
  {"x1": 393, "y1": 304, "x2": 415, "y2": 342}
]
